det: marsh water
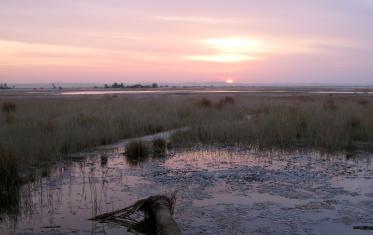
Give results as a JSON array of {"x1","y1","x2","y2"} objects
[
  {"x1": 59, "y1": 90, "x2": 373, "y2": 96},
  {"x1": 1, "y1": 148, "x2": 373, "y2": 235}
]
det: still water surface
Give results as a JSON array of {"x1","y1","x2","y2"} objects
[
  {"x1": 59, "y1": 90, "x2": 373, "y2": 96},
  {"x1": 0, "y1": 149, "x2": 373, "y2": 234}
]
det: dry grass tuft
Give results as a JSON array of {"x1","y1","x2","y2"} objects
[
  {"x1": 357, "y1": 99, "x2": 370, "y2": 106},
  {"x1": 197, "y1": 98, "x2": 213, "y2": 108},
  {"x1": 2, "y1": 102, "x2": 16, "y2": 113},
  {"x1": 126, "y1": 140, "x2": 149, "y2": 159},
  {"x1": 152, "y1": 138, "x2": 167, "y2": 155},
  {"x1": 218, "y1": 96, "x2": 235, "y2": 107}
]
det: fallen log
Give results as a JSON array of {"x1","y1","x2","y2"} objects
[{"x1": 91, "y1": 193, "x2": 182, "y2": 235}]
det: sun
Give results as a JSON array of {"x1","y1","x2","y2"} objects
[{"x1": 226, "y1": 79, "x2": 234, "y2": 84}]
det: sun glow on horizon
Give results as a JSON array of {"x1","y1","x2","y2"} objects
[
  {"x1": 186, "y1": 37, "x2": 269, "y2": 63},
  {"x1": 226, "y1": 79, "x2": 234, "y2": 84},
  {"x1": 204, "y1": 37, "x2": 268, "y2": 54}
]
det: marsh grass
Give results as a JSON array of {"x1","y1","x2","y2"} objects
[
  {"x1": 1, "y1": 93, "x2": 373, "y2": 184},
  {"x1": 0, "y1": 95, "x2": 209, "y2": 168},
  {"x1": 0, "y1": 152, "x2": 20, "y2": 213},
  {"x1": 171, "y1": 95, "x2": 373, "y2": 152},
  {"x1": 0, "y1": 153, "x2": 19, "y2": 186}
]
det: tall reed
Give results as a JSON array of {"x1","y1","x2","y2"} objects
[{"x1": 1, "y1": 93, "x2": 372, "y2": 178}]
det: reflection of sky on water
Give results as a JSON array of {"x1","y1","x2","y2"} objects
[
  {"x1": 59, "y1": 90, "x2": 373, "y2": 96},
  {"x1": 0, "y1": 149, "x2": 372, "y2": 234}
]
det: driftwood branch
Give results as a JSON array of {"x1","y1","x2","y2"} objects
[{"x1": 90, "y1": 193, "x2": 182, "y2": 235}]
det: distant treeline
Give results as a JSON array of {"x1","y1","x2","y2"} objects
[
  {"x1": 103, "y1": 82, "x2": 159, "y2": 89},
  {"x1": 0, "y1": 83, "x2": 12, "y2": 89}
]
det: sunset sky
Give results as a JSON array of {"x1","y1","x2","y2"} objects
[{"x1": 1, "y1": 0, "x2": 372, "y2": 84}]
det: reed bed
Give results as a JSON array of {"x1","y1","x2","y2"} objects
[
  {"x1": 0, "y1": 94, "x2": 232, "y2": 172},
  {"x1": 1, "y1": 92, "x2": 373, "y2": 178},
  {"x1": 0, "y1": 152, "x2": 20, "y2": 213},
  {"x1": 171, "y1": 95, "x2": 373, "y2": 151}
]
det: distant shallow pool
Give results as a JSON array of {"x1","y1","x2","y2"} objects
[
  {"x1": 58, "y1": 90, "x2": 373, "y2": 96},
  {"x1": 59, "y1": 90, "x2": 285, "y2": 95}
]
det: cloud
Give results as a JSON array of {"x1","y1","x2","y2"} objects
[
  {"x1": 0, "y1": 39, "x2": 182, "y2": 68},
  {"x1": 184, "y1": 54, "x2": 257, "y2": 63},
  {"x1": 147, "y1": 15, "x2": 241, "y2": 24},
  {"x1": 183, "y1": 36, "x2": 358, "y2": 64}
]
